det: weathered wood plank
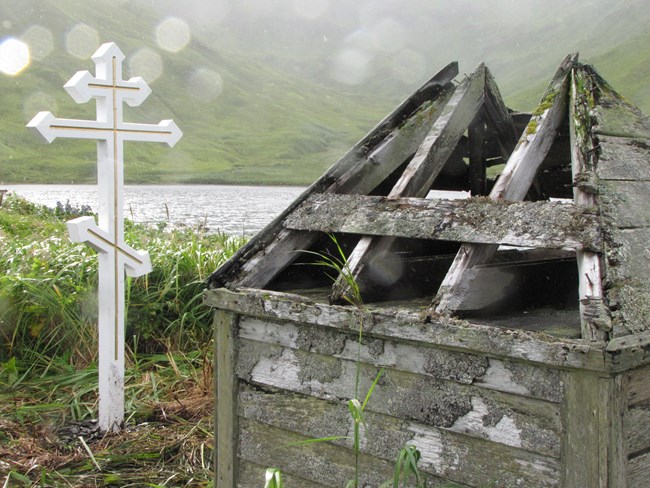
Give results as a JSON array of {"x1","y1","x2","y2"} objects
[
  {"x1": 605, "y1": 227, "x2": 650, "y2": 335},
  {"x1": 570, "y1": 66, "x2": 609, "y2": 341},
  {"x1": 627, "y1": 364, "x2": 650, "y2": 407},
  {"x1": 239, "y1": 460, "x2": 329, "y2": 488},
  {"x1": 435, "y1": 54, "x2": 578, "y2": 314},
  {"x1": 600, "y1": 374, "x2": 628, "y2": 487},
  {"x1": 237, "y1": 338, "x2": 562, "y2": 458},
  {"x1": 597, "y1": 136, "x2": 650, "y2": 181},
  {"x1": 237, "y1": 315, "x2": 564, "y2": 402},
  {"x1": 600, "y1": 180, "x2": 650, "y2": 229},
  {"x1": 284, "y1": 193, "x2": 602, "y2": 251},
  {"x1": 628, "y1": 451, "x2": 650, "y2": 488},
  {"x1": 561, "y1": 371, "x2": 601, "y2": 487},
  {"x1": 205, "y1": 287, "x2": 609, "y2": 371},
  {"x1": 207, "y1": 63, "x2": 458, "y2": 291},
  {"x1": 483, "y1": 67, "x2": 518, "y2": 160},
  {"x1": 627, "y1": 403, "x2": 650, "y2": 456},
  {"x1": 239, "y1": 417, "x2": 467, "y2": 488},
  {"x1": 238, "y1": 384, "x2": 560, "y2": 487},
  {"x1": 468, "y1": 114, "x2": 487, "y2": 195},
  {"x1": 589, "y1": 64, "x2": 650, "y2": 141},
  {"x1": 214, "y1": 310, "x2": 239, "y2": 487},
  {"x1": 331, "y1": 64, "x2": 487, "y2": 303}
]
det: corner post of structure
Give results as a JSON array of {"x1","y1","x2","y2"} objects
[
  {"x1": 561, "y1": 370, "x2": 628, "y2": 487},
  {"x1": 214, "y1": 309, "x2": 239, "y2": 487}
]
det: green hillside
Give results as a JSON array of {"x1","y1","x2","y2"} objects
[
  {"x1": 0, "y1": 0, "x2": 390, "y2": 185},
  {"x1": 1, "y1": 0, "x2": 648, "y2": 185}
]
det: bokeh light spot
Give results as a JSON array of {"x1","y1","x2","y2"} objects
[
  {"x1": 22, "y1": 25, "x2": 54, "y2": 61},
  {"x1": 391, "y1": 49, "x2": 426, "y2": 85},
  {"x1": 0, "y1": 38, "x2": 30, "y2": 76},
  {"x1": 128, "y1": 48, "x2": 163, "y2": 83},
  {"x1": 293, "y1": 0, "x2": 329, "y2": 19},
  {"x1": 23, "y1": 91, "x2": 57, "y2": 122},
  {"x1": 65, "y1": 23, "x2": 99, "y2": 59},
  {"x1": 372, "y1": 18, "x2": 407, "y2": 54},
  {"x1": 188, "y1": 68, "x2": 223, "y2": 101},
  {"x1": 156, "y1": 17, "x2": 191, "y2": 53},
  {"x1": 331, "y1": 48, "x2": 373, "y2": 85}
]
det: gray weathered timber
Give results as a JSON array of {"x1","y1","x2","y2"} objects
[
  {"x1": 204, "y1": 288, "x2": 609, "y2": 371},
  {"x1": 214, "y1": 310, "x2": 239, "y2": 487},
  {"x1": 435, "y1": 54, "x2": 577, "y2": 314},
  {"x1": 284, "y1": 193, "x2": 602, "y2": 251},
  {"x1": 602, "y1": 206, "x2": 650, "y2": 334},
  {"x1": 238, "y1": 460, "x2": 329, "y2": 488},
  {"x1": 237, "y1": 316, "x2": 564, "y2": 402},
  {"x1": 482, "y1": 67, "x2": 518, "y2": 160},
  {"x1": 239, "y1": 385, "x2": 560, "y2": 487},
  {"x1": 238, "y1": 339, "x2": 561, "y2": 457},
  {"x1": 597, "y1": 136, "x2": 650, "y2": 181},
  {"x1": 468, "y1": 114, "x2": 487, "y2": 195},
  {"x1": 331, "y1": 64, "x2": 487, "y2": 302},
  {"x1": 570, "y1": 66, "x2": 609, "y2": 341},
  {"x1": 207, "y1": 62, "x2": 458, "y2": 291},
  {"x1": 628, "y1": 452, "x2": 650, "y2": 488}
]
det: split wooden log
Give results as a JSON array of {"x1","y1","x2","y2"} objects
[
  {"x1": 330, "y1": 64, "x2": 488, "y2": 303},
  {"x1": 434, "y1": 54, "x2": 578, "y2": 314},
  {"x1": 208, "y1": 63, "x2": 459, "y2": 290}
]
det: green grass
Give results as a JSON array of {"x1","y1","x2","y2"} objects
[{"x1": 0, "y1": 194, "x2": 246, "y2": 486}]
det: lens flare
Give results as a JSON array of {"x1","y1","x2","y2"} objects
[
  {"x1": 188, "y1": 68, "x2": 223, "y2": 101},
  {"x1": 128, "y1": 48, "x2": 163, "y2": 83},
  {"x1": 156, "y1": 17, "x2": 191, "y2": 53},
  {"x1": 331, "y1": 48, "x2": 372, "y2": 85},
  {"x1": 0, "y1": 38, "x2": 30, "y2": 75},
  {"x1": 65, "y1": 24, "x2": 99, "y2": 59},
  {"x1": 22, "y1": 25, "x2": 54, "y2": 61}
]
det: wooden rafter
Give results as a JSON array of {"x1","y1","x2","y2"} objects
[
  {"x1": 208, "y1": 63, "x2": 459, "y2": 290},
  {"x1": 330, "y1": 64, "x2": 487, "y2": 303},
  {"x1": 434, "y1": 54, "x2": 578, "y2": 314}
]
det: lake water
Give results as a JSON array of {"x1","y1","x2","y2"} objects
[{"x1": 3, "y1": 184, "x2": 306, "y2": 236}]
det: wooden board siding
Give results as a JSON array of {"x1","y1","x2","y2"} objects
[
  {"x1": 205, "y1": 288, "x2": 608, "y2": 372},
  {"x1": 627, "y1": 364, "x2": 650, "y2": 488},
  {"x1": 238, "y1": 384, "x2": 558, "y2": 487}
]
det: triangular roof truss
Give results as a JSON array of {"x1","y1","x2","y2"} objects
[{"x1": 209, "y1": 54, "x2": 650, "y2": 342}]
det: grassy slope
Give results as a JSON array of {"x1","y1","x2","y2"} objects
[
  {"x1": 1, "y1": 0, "x2": 649, "y2": 185},
  {"x1": 0, "y1": 0, "x2": 389, "y2": 185}
]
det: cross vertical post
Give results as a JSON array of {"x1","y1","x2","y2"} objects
[{"x1": 27, "y1": 42, "x2": 182, "y2": 432}]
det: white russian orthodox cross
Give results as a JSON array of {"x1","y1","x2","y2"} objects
[{"x1": 28, "y1": 42, "x2": 182, "y2": 432}]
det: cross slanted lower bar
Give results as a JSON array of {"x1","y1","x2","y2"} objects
[{"x1": 28, "y1": 42, "x2": 182, "y2": 432}]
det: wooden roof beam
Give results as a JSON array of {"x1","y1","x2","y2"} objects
[
  {"x1": 434, "y1": 54, "x2": 578, "y2": 314},
  {"x1": 330, "y1": 64, "x2": 488, "y2": 303},
  {"x1": 570, "y1": 66, "x2": 610, "y2": 341},
  {"x1": 284, "y1": 193, "x2": 602, "y2": 252},
  {"x1": 208, "y1": 62, "x2": 459, "y2": 290}
]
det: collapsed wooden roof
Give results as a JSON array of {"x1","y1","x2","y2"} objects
[{"x1": 208, "y1": 54, "x2": 650, "y2": 342}]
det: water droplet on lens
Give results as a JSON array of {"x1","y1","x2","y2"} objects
[
  {"x1": 188, "y1": 68, "x2": 223, "y2": 101},
  {"x1": 128, "y1": 48, "x2": 163, "y2": 83},
  {"x1": 21, "y1": 25, "x2": 54, "y2": 61},
  {"x1": 65, "y1": 24, "x2": 99, "y2": 59},
  {"x1": 156, "y1": 17, "x2": 191, "y2": 53}
]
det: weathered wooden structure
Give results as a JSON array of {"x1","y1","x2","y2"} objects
[{"x1": 206, "y1": 55, "x2": 650, "y2": 487}]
